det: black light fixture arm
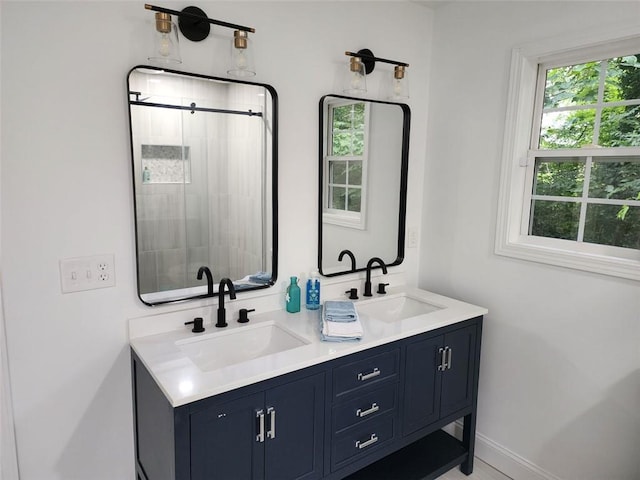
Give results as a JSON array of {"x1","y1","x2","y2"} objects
[
  {"x1": 345, "y1": 49, "x2": 409, "y2": 76},
  {"x1": 345, "y1": 51, "x2": 409, "y2": 68},
  {"x1": 145, "y1": 4, "x2": 255, "y2": 33}
]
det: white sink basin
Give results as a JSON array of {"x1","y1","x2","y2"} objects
[
  {"x1": 177, "y1": 321, "x2": 310, "y2": 371},
  {"x1": 357, "y1": 294, "x2": 442, "y2": 322}
]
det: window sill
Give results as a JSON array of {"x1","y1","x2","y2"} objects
[
  {"x1": 323, "y1": 212, "x2": 365, "y2": 230},
  {"x1": 495, "y1": 235, "x2": 640, "y2": 281}
]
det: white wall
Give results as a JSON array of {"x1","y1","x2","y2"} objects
[
  {"x1": 421, "y1": 2, "x2": 640, "y2": 480},
  {"x1": 0, "y1": 2, "x2": 431, "y2": 478}
]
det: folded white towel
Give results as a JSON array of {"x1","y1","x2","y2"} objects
[{"x1": 322, "y1": 316, "x2": 363, "y2": 338}]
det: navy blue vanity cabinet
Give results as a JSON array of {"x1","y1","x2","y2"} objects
[
  {"x1": 329, "y1": 347, "x2": 401, "y2": 473},
  {"x1": 133, "y1": 315, "x2": 482, "y2": 480},
  {"x1": 402, "y1": 323, "x2": 478, "y2": 436},
  {"x1": 339, "y1": 317, "x2": 482, "y2": 480},
  {"x1": 190, "y1": 373, "x2": 325, "y2": 480},
  {"x1": 132, "y1": 352, "x2": 325, "y2": 480}
]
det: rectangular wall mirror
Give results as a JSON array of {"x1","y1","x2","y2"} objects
[
  {"x1": 127, "y1": 66, "x2": 278, "y2": 305},
  {"x1": 318, "y1": 95, "x2": 410, "y2": 276}
]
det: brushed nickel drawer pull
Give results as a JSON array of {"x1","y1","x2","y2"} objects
[
  {"x1": 256, "y1": 409, "x2": 265, "y2": 443},
  {"x1": 437, "y1": 347, "x2": 446, "y2": 371},
  {"x1": 356, "y1": 403, "x2": 379, "y2": 418},
  {"x1": 355, "y1": 433, "x2": 378, "y2": 449},
  {"x1": 266, "y1": 407, "x2": 276, "y2": 439},
  {"x1": 357, "y1": 367, "x2": 380, "y2": 381}
]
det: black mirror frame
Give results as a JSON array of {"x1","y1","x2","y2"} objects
[
  {"x1": 317, "y1": 94, "x2": 410, "y2": 277},
  {"x1": 127, "y1": 65, "x2": 278, "y2": 306}
]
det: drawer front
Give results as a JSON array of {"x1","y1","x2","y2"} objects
[
  {"x1": 333, "y1": 349, "x2": 399, "y2": 398},
  {"x1": 333, "y1": 384, "x2": 397, "y2": 433},
  {"x1": 331, "y1": 414, "x2": 395, "y2": 470}
]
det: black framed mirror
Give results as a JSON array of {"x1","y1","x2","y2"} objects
[
  {"x1": 318, "y1": 94, "x2": 409, "y2": 276},
  {"x1": 127, "y1": 66, "x2": 278, "y2": 305}
]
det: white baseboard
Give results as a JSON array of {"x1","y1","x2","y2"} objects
[{"x1": 446, "y1": 422, "x2": 563, "y2": 480}]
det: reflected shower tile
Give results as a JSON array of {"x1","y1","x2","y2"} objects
[
  {"x1": 187, "y1": 247, "x2": 211, "y2": 286},
  {"x1": 186, "y1": 218, "x2": 208, "y2": 248},
  {"x1": 137, "y1": 251, "x2": 158, "y2": 295},
  {"x1": 152, "y1": 218, "x2": 186, "y2": 250},
  {"x1": 157, "y1": 248, "x2": 187, "y2": 291},
  {"x1": 136, "y1": 219, "x2": 156, "y2": 252}
]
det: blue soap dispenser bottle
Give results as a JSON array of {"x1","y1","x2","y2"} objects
[
  {"x1": 305, "y1": 271, "x2": 320, "y2": 310},
  {"x1": 286, "y1": 276, "x2": 301, "y2": 313}
]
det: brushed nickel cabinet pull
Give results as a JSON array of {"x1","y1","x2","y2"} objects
[
  {"x1": 357, "y1": 367, "x2": 381, "y2": 381},
  {"x1": 437, "y1": 347, "x2": 446, "y2": 371},
  {"x1": 355, "y1": 433, "x2": 378, "y2": 449},
  {"x1": 266, "y1": 407, "x2": 276, "y2": 439},
  {"x1": 356, "y1": 403, "x2": 379, "y2": 418},
  {"x1": 256, "y1": 409, "x2": 265, "y2": 443}
]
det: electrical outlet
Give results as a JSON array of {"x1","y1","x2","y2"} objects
[
  {"x1": 60, "y1": 254, "x2": 116, "y2": 293},
  {"x1": 407, "y1": 226, "x2": 419, "y2": 248}
]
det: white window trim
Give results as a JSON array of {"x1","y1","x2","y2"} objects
[
  {"x1": 495, "y1": 28, "x2": 640, "y2": 281},
  {"x1": 323, "y1": 100, "x2": 370, "y2": 230}
]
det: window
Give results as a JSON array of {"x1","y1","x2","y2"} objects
[
  {"x1": 496, "y1": 33, "x2": 640, "y2": 280},
  {"x1": 324, "y1": 101, "x2": 370, "y2": 229}
]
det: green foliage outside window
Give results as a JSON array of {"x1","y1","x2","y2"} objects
[
  {"x1": 328, "y1": 103, "x2": 365, "y2": 214},
  {"x1": 532, "y1": 54, "x2": 640, "y2": 249},
  {"x1": 331, "y1": 103, "x2": 365, "y2": 155}
]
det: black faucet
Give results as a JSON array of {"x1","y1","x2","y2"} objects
[
  {"x1": 364, "y1": 257, "x2": 388, "y2": 297},
  {"x1": 197, "y1": 266, "x2": 214, "y2": 297},
  {"x1": 216, "y1": 278, "x2": 236, "y2": 328},
  {"x1": 338, "y1": 249, "x2": 357, "y2": 272}
]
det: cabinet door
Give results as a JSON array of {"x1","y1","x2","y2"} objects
[
  {"x1": 190, "y1": 392, "x2": 264, "y2": 480},
  {"x1": 402, "y1": 335, "x2": 442, "y2": 436},
  {"x1": 264, "y1": 373, "x2": 324, "y2": 480},
  {"x1": 440, "y1": 325, "x2": 477, "y2": 418}
]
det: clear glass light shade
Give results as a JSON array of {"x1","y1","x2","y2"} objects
[
  {"x1": 388, "y1": 66, "x2": 409, "y2": 100},
  {"x1": 227, "y1": 31, "x2": 256, "y2": 77},
  {"x1": 343, "y1": 57, "x2": 367, "y2": 94},
  {"x1": 148, "y1": 13, "x2": 181, "y2": 64}
]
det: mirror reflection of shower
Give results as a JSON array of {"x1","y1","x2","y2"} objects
[{"x1": 128, "y1": 67, "x2": 277, "y2": 305}]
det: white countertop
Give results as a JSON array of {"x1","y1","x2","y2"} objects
[{"x1": 130, "y1": 286, "x2": 488, "y2": 407}]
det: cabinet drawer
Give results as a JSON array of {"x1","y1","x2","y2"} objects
[
  {"x1": 331, "y1": 414, "x2": 395, "y2": 470},
  {"x1": 333, "y1": 349, "x2": 399, "y2": 398},
  {"x1": 333, "y1": 384, "x2": 397, "y2": 433}
]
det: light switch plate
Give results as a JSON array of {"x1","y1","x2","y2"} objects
[
  {"x1": 407, "y1": 226, "x2": 419, "y2": 248},
  {"x1": 60, "y1": 254, "x2": 115, "y2": 293}
]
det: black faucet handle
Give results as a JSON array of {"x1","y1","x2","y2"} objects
[
  {"x1": 185, "y1": 317, "x2": 205, "y2": 333},
  {"x1": 377, "y1": 283, "x2": 390, "y2": 295},
  {"x1": 345, "y1": 288, "x2": 359, "y2": 300},
  {"x1": 238, "y1": 308, "x2": 255, "y2": 323}
]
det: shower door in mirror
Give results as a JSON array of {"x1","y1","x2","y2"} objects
[{"x1": 128, "y1": 66, "x2": 277, "y2": 305}]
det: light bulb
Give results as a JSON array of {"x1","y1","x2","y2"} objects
[
  {"x1": 159, "y1": 33, "x2": 171, "y2": 57},
  {"x1": 389, "y1": 65, "x2": 409, "y2": 99},
  {"x1": 234, "y1": 49, "x2": 248, "y2": 70},
  {"x1": 149, "y1": 12, "x2": 181, "y2": 64},
  {"x1": 227, "y1": 30, "x2": 255, "y2": 77},
  {"x1": 350, "y1": 72, "x2": 364, "y2": 90},
  {"x1": 343, "y1": 56, "x2": 367, "y2": 93},
  {"x1": 393, "y1": 78, "x2": 404, "y2": 96}
]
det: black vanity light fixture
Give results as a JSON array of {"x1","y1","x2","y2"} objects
[
  {"x1": 145, "y1": 4, "x2": 256, "y2": 77},
  {"x1": 343, "y1": 49, "x2": 410, "y2": 100}
]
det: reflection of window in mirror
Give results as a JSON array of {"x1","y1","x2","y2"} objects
[
  {"x1": 324, "y1": 101, "x2": 370, "y2": 230},
  {"x1": 141, "y1": 144, "x2": 191, "y2": 184}
]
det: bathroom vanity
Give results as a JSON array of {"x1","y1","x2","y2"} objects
[{"x1": 130, "y1": 287, "x2": 486, "y2": 480}]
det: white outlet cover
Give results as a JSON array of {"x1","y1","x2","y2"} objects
[{"x1": 60, "y1": 254, "x2": 115, "y2": 293}]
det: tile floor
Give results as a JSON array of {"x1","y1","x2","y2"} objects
[{"x1": 436, "y1": 459, "x2": 512, "y2": 480}]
